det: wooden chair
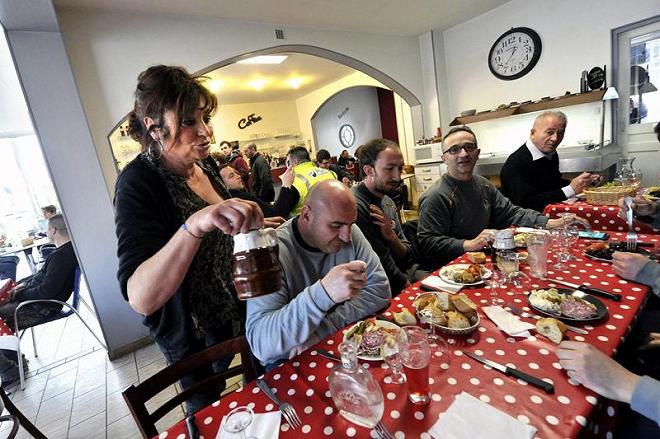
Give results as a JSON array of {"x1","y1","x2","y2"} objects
[{"x1": 122, "y1": 336, "x2": 258, "y2": 438}]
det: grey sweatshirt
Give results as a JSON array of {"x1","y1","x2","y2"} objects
[
  {"x1": 246, "y1": 218, "x2": 391, "y2": 365},
  {"x1": 631, "y1": 375, "x2": 660, "y2": 426},
  {"x1": 418, "y1": 174, "x2": 549, "y2": 264}
]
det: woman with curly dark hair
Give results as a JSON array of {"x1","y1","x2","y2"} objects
[{"x1": 114, "y1": 65, "x2": 263, "y2": 413}]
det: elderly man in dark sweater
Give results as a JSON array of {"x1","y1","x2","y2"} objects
[
  {"x1": 500, "y1": 111, "x2": 600, "y2": 212},
  {"x1": 417, "y1": 126, "x2": 583, "y2": 267}
]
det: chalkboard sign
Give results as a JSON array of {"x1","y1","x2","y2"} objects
[{"x1": 587, "y1": 67, "x2": 605, "y2": 90}]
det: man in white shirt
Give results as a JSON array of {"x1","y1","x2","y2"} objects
[{"x1": 500, "y1": 111, "x2": 600, "y2": 211}]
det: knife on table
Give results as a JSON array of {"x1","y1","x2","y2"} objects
[
  {"x1": 464, "y1": 351, "x2": 554, "y2": 394},
  {"x1": 545, "y1": 277, "x2": 622, "y2": 301},
  {"x1": 185, "y1": 414, "x2": 200, "y2": 439},
  {"x1": 316, "y1": 348, "x2": 341, "y2": 362}
]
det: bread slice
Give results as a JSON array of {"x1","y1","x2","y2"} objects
[
  {"x1": 436, "y1": 292, "x2": 455, "y2": 311},
  {"x1": 467, "y1": 252, "x2": 487, "y2": 264},
  {"x1": 451, "y1": 294, "x2": 477, "y2": 314},
  {"x1": 446, "y1": 311, "x2": 470, "y2": 329},
  {"x1": 393, "y1": 308, "x2": 417, "y2": 325},
  {"x1": 536, "y1": 317, "x2": 567, "y2": 344},
  {"x1": 413, "y1": 294, "x2": 436, "y2": 311}
]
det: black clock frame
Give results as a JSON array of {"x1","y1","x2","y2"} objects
[{"x1": 488, "y1": 27, "x2": 542, "y2": 81}]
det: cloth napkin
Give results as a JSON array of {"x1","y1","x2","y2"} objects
[
  {"x1": 217, "y1": 411, "x2": 281, "y2": 439},
  {"x1": 421, "y1": 275, "x2": 463, "y2": 294},
  {"x1": 428, "y1": 391, "x2": 537, "y2": 439},
  {"x1": 482, "y1": 305, "x2": 535, "y2": 337}
]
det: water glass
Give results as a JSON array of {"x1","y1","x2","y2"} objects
[
  {"x1": 526, "y1": 232, "x2": 550, "y2": 279},
  {"x1": 484, "y1": 264, "x2": 505, "y2": 305},
  {"x1": 400, "y1": 326, "x2": 431, "y2": 405}
]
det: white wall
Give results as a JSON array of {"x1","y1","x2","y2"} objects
[
  {"x1": 55, "y1": 8, "x2": 425, "y2": 193},
  {"x1": 311, "y1": 86, "x2": 382, "y2": 157},
  {"x1": 439, "y1": 0, "x2": 660, "y2": 153}
]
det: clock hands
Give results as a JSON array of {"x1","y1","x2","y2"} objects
[{"x1": 505, "y1": 46, "x2": 518, "y2": 64}]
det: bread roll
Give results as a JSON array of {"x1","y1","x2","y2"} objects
[
  {"x1": 393, "y1": 308, "x2": 417, "y2": 325},
  {"x1": 413, "y1": 294, "x2": 435, "y2": 311},
  {"x1": 467, "y1": 252, "x2": 487, "y2": 264},
  {"x1": 446, "y1": 311, "x2": 470, "y2": 329},
  {"x1": 536, "y1": 317, "x2": 566, "y2": 344}
]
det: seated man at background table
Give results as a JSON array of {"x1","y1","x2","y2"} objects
[
  {"x1": 558, "y1": 341, "x2": 660, "y2": 436},
  {"x1": 417, "y1": 125, "x2": 586, "y2": 267},
  {"x1": 315, "y1": 149, "x2": 352, "y2": 186},
  {"x1": 353, "y1": 138, "x2": 424, "y2": 295},
  {"x1": 246, "y1": 180, "x2": 391, "y2": 368},
  {"x1": 287, "y1": 146, "x2": 337, "y2": 217},
  {"x1": 500, "y1": 111, "x2": 600, "y2": 212},
  {"x1": 0, "y1": 214, "x2": 78, "y2": 327},
  {"x1": 219, "y1": 164, "x2": 299, "y2": 219}
]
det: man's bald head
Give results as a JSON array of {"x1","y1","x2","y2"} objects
[{"x1": 299, "y1": 180, "x2": 357, "y2": 253}]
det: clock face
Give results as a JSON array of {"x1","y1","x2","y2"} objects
[
  {"x1": 488, "y1": 27, "x2": 542, "y2": 80},
  {"x1": 339, "y1": 124, "x2": 355, "y2": 148}
]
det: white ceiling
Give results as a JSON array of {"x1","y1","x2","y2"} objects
[
  {"x1": 204, "y1": 53, "x2": 356, "y2": 104},
  {"x1": 53, "y1": 0, "x2": 512, "y2": 37}
]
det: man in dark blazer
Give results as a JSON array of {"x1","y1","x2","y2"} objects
[{"x1": 500, "y1": 111, "x2": 600, "y2": 212}]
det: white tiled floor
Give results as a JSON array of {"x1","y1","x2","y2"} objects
[{"x1": 0, "y1": 277, "x2": 182, "y2": 438}]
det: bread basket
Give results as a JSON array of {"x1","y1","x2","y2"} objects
[
  {"x1": 413, "y1": 292, "x2": 480, "y2": 336},
  {"x1": 583, "y1": 185, "x2": 638, "y2": 206}
]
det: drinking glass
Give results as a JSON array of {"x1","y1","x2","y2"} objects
[
  {"x1": 550, "y1": 228, "x2": 569, "y2": 270},
  {"x1": 526, "y1": 232, "x2": 551, "y2": 279},
  {"x1": 382, "y1": 330, "x2": 406, "y2": 384},
  {"x1": 223, "y1": 406, "x2": 256, "y2": 439},
  {"x1": 484, "y1": 264, "x2": 505, "y2": 305},
  {"x1": 416, "y1": 308, "x2": 441, "y2": 345},
  {"x1": 400, "y1": 326, "x2": 431, "y2": 405}
]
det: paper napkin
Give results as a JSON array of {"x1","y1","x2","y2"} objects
[
  {"x1": 217, "y1": 411, "x2": 281, "y2": 439},
  {"x1": 482, "y1": 305, "x2": 535, "y2": 337},
  {"x1": 428, "y1": 391, "x2": 537, "y2": 439},
  {"x1": 421, "y1": 275, "x2": 463, "y2": 294}
]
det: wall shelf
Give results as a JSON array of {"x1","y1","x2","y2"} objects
[{"x1": 449, "y1": 89, "x2": 605, "y2": 126}]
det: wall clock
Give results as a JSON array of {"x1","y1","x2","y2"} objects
[
  {"x1": 339, "y1": 124, "x2": 355, "y2": 148},
  {"x1": 488, "y1": 27, "x2": 542, "y2": 80}
]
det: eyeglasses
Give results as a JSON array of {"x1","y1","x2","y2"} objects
[
  {"x1": 443, "y1": 143, "x2": 478, "y2": 155},
  {"x1": 320, "y1": 160, "x2": 330, "y2": 165}
]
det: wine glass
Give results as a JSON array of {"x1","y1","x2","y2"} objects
[
  {"x1": 223, "y1": 406, "x2": 256, "y2": 439},
  {"x1": 550, "y1": 228, "x2": 569, "y2": 270},
  {"x1": 382, "y1": 330, "x2": 406, "y2": 384},
  {"x1": 417, "y1": 308, "x2": 441, "y2": 345},
  {"x1": 484, "y1": 263, "x2": 505, "y2": 306}
]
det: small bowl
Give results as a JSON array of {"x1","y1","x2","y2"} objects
[{"x1": 460, "y1": 109, "x2": 477, "y2": 117}]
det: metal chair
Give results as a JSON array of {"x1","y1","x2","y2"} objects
[
  {"x1": 13, "y1": 267, "x2": 107, "y2": 389},
  {"x1": 0, "y1": 383, "x2": 46, "y2": 438},
  {"x1": 123, "y1": 336, "x2": 258, "y2": 438}
]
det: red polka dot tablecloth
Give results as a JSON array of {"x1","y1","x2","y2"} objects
[
  {"x1": 158, "y1": 232, "x2": 659, "y2": 439},
  {"x1": 544, "y1": 201, "x2": 659, "y2": 234},
  {"x1": 0, "y1": 317, "x2": 13, "y2": 336}
]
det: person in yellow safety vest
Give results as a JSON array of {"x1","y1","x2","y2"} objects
[{"x1": 286, "y1": 146, "x2": 337, "y2": 217}]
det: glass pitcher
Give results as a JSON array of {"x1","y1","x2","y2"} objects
[{"x1": 616, "y1": 156, "x2": 642, "y2": 186}]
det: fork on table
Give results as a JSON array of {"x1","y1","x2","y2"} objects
[
  {"x1": 256, "y1": 378, "x2": 302, "y2": 429},
  {"x1": 624, "y1": 196, "x2": 638, "y2": 251},
  {"x1": 507, "y1": 303, "x2": 588, "y2": 335},
  {"x1": 374, "y1": 421, "x2": 395, "y2": 439}
]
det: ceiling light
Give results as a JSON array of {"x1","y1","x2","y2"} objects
[
  {"x1": 237, "y1": 55, "x2": 288, "y2": 65},
  {"x1": 206, "y1": 80, "x2": 225, "y2": 92},
  {"x1": 248, "y1": 79, "x2": 268, "y2": 90},
  {"x1": 288, "y1": 77, "x2": 304, "y2": 89}
]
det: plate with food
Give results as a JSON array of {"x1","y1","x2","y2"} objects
[
  {"x1": 413, "y1": 292, "x2": 480, "y2": 335},
  {"x1": 439, "y1": 264, "x2": 492, "y2": 285},
  {"x1": 584, "y1": 242, "x2": 655, "y2": 262},
  {"x1": 514, "y1": 232, "x2": 529, "y2": 248},
  {"x1": 528, "y1": 288, "x2": 607, "y2": 323},
  {"x1": 643, "y1": 186, "x2": 660, "y2": 202},
  {"x1": 343, "y1": 318, "x2": 403, "y2": 361}
]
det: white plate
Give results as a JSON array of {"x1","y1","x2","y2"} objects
[
  {"x1": 343, "y1": 320, "x2": 402, "y2": 361},
  {"x1": 438, "y1": 264, "x2": 492, "y2": 286}
]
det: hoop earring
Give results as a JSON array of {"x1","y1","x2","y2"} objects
[{"x1": 148, "y1": 140, "x2": 163, "y2": 160}]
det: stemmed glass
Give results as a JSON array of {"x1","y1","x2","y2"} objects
[
  {"x1": 223, "y1": 406, "x2": 257, "y2": 439},
  {"x1": 382, "y1": 330, "x2": 406, "y2": 384},
  {"x1": 550, "y1": 228, "x2": 569, "y2": 270},
  {"x1": 484, "y1": 263, "x2": 505, "y2": 306},
  {"x1": 496, "y1": 250, "x2": 528, "y2": 288},
  {"x1": 417, "y1": 308, "x2": 442, "y2": 345}
]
